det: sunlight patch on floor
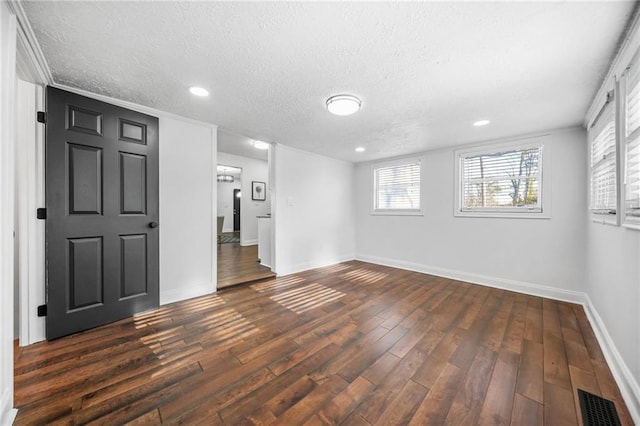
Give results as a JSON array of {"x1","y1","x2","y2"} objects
[
  {"x1": 251, "y1": 276, "x2": 306, "y2": 292},
  {"x1": 270, "y1": 283, "x2": 345, "y2": 314},
  {"x1": 341, "y1": 268, "x2": 388, "y2": 284}
]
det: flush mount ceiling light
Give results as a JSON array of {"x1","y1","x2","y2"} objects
[
  {"x1": 189, "y1": 86, "x2": 209, "y2": 97},
  {"x1": 253, "y1": 141, "x2": 269, "y2": 150},
  {"x1": 355, "y1": 147, "x2": 365, "y2": 152},
  {"x1": 473, "y1": 119, "x2": 490, "y2": 127},
  {"x1": 326, "y1": 94, "x2": 361, "y2": 116}
]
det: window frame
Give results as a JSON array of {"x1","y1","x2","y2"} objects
[
  {"x1": 371, "y1": 156, "x2": 423, "y2": 216},
  {"x1": 587, "y1": 88, "x2": 620, "y2": 226},
  {"x1": 622, "y1": 50, "x2": 640, "y2": 230},
  {"x1": 454, "y1": 136, "x2": 550, "y2": 219}
]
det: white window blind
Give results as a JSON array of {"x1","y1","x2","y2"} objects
[
  {"x1": 460, "y1": 145, "x2": 542, "y2": 212},
  {"x1": 625, "y1": 61, "x2": 640, "y2": 220},
  {"x1": 589, "y1": 94, "x2": 617, "y2": 215},
  {"x1": 373, "y1": 160, "x2": 420, "y2": 212}
]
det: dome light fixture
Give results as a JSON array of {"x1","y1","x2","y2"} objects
[
  {"x1": 355, "y1": 147, "x2": 365, "y2": 152},
  {"x1": 253, "y1": 140, "x2": 270, "y2": 150},
  {"x1": 473, "y1": 119, "x2": 490, "y2": 127},
  {"x1": 189, "y1": 86, "x2": 209, "y2": 97},
  {"x1": 326, "y1": 94, "x2": 361, "y2": 116}
]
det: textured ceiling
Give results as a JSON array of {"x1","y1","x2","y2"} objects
[
  {"x1": 218, "y1": 129, "x2": 268, "y2": 162},
  {"x1": 22, "y1": 1, "x2": 635, "y2": 163}
]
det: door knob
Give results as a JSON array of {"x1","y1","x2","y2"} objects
[{"x1": 149, "y1": 222, "x2": 159, "y2": 228}]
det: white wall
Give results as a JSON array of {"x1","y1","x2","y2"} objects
[
  {"x1": 355, "y1": 127, "x2": 588, "y2": 299},
  {"x1": 586, "y1": 224, "x2": 640, "y2": 382},
  {"x1": 273, "y1": 145, "x2": 355, "y2": 275},
  {"x1": 216, "y1": 179, "x2": 241, "y2": 233},
  {"x1": 159, "y1": 118, "x2": 217, "y2": 304},
  {"x1": 0, "y1": 2, "x2": 17, "y2": 423},
  {"x1": 581, "y1": 12, "x2": 640, "y2": 421},
  {"x1": 217, "y1": 151, "x2": 268, "y2": 245}
]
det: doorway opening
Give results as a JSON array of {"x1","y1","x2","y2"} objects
[
  {"x1": 216, "y1": 165, "x2": 242, "y2": 245},
  {"x1": 216, "y1": 131, "x2": 275, "y2": 289}
]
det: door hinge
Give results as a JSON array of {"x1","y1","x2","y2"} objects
[
  {"x1": 37, "y1": 304, "x2": 47, "y2": 317},
  {"x1": 37, "y1": 111, "x2": 46, "y2": 123},
  {"x1": 37, "y1": 208, "x2": 46, "y2": 220}
]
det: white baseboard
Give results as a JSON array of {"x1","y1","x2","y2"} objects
[
  {"x1": 276, "y1": 254, "x2": 355, "y2": 277},
  {"x1": 240, "y1": 239, "x2": 257, "y2": 247},
  {"x1": 355, "y1": 253, "x2": 640, "y2": 425},
  {"x1": 1, "y1": 388, "x2": 17, "y2": 426},
  {"x1": 355, "y1": 254, "x2": 585, "y2": 304},
  {"x1": 583, "y1": 295, "x2": 640, "y2": 424},
  {"x1": 160, "y1": 282, "x2": 215, "y2": 306}
]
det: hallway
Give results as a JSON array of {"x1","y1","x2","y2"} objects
[{"x1": 217, "y1": 243, "x2": 275, "y2": 289}]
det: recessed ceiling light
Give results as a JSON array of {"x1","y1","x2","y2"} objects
[
  {"x1": 355, "y1": 147, "x2": 365, "y2": 152},
  {"x1": 473, "y1": 119, "x2": 490, "y2": 127},
  {"x1": 189, "y1": 86, "x2": 209, "y2": 97},
  {"x1": 326, "y1": 94, "x2": 361, "y2": 116},
  {"x1": 253, "y1": 141, "x2": 269, "y2": 150}
]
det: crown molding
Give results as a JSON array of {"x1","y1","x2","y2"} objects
[{"x1": 6, "y1": 0, "x2": 53, "y2": 85}]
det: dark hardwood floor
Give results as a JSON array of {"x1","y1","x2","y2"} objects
[
  {"x1": 14, "y1": 261, "x2": 633, "y2": 425},
  {"x1": 217, "y1": 243, "x2": 275, "y2": 289}
]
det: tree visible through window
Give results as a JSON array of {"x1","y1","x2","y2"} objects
[{"x1": 460, "y1": 145, "x2": 542, "y2": 212}]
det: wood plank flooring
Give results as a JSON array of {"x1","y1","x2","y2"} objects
[
  {"x1": 217, "y1": 243, "x2": 275, "y2": 289},
  {"x1": 14, "y1": 261, "x2": 633, "y2": 425}
]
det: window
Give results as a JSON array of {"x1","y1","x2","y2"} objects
[
  {"x1": 372, "y1": 158, "x2": 421, "y2": 214},
  {"x1": 624, "y1": 54, "x2": 640, "y2": 227},
  {"x1": 588, "y1": 91, "x2": 617, "y2": 217},
  {"x1": 455, "y1": 138, "x2": 547, "y2": 218}
]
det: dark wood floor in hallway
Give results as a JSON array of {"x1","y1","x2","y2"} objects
[
  {"x1": 13, "y1": 261, "x2": 633, "y2": 425},
  {"x1": 217, "y1": 243, "x2": 275, "y2": 289}
]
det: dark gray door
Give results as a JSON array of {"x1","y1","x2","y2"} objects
[
  {"x1": 45, "y1": 87, "x2": 159, "y2": 339},
  {"x1": 233, "y1": 189, "x2": 241, "y2": 231}
]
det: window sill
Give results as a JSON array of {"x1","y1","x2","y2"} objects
[
  {"x1": 622, "y1": 221, "x2": 640, "y2": 231},
  {"x1": 454, "y1": 211, "x2": 550, "y2": 219},
  {"x1": 371, "y1": 210, "x2": 423, "y2": 217},
  {"x1": 591, "y1": 216, "x2": 619, "y2": 226}
]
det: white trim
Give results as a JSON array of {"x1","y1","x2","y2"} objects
[
  {"x1": 211, "y1": 127, "x2": 218, "y2": 292},
  {"x1": 354, "y1": 253, "x2": 640, "y2": 425},
  {"x1": 592, "y1": 217, "x2": 621, "y2": 227},
  {"x1": 0, "y1": 389, "x2": 17, "y2": 426},
  {"x1": 16, "y1": 80, "x2": 45, "y2": 346},
  {"x1": 240, "y1": 239, "x2": 258, "y2": 247},
  {"x1": 53, "y1": 84, "x2": 218, "y2": 131},
  {"x1": 159, "y1": 282, "x2": 215, "y2": 306},
  {"x1": 584, "y1": 4, "x2": 640, "y2": 128},
  {"x1": 0, "y1": 5, "x2": 17, "y2": 423},
  {"x1": 621, "y1": 222, "x2": 640, "y2": 231},
  {"x1": 275, "y1": 254, "x2": 355, "y2": 277},
  {"x1": 454, "y1": 136, "x2": 551, "y2": 219},
  {"x1": 371, "y1": 156, "x2": 422, "y2": 216},
  {"x1": 583, "y1": 295, "x2": 640, "y2": 424},
  {"x1": 5, "y1": 0, "x2": 53, "y2": 86},
  {"x1": 355, "y1": 254, "x2": 585, "y2": 304}
]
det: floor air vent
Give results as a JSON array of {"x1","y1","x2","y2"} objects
[{"x1": 578, "y1": 389, "x2": 621, "y2": 426}]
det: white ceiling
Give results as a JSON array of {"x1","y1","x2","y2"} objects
[
  {"x1": 216, "y1": 164, "x2": 242, "y2": 179},
  {"x1": 22, "y1": 1, "x2": 636, "y2": 163},
  {"x1": 218, "y1": 129, "x2": 268, "y2": 162}
]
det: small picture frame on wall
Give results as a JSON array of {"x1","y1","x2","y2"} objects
[{"x1": 252, "y1": 181, "x2": 266, "y2": 201}]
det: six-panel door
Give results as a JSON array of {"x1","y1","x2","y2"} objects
[{"x1": 45, "y1": 87, "x2": 159, "y2": 339}]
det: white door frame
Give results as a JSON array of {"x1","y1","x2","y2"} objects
[
  {"x1": 15, "y1": 81, "x2": 46, "y2": 345},
  {"x1": 10, "y1": 0, "x2": 52, "y2": 346}
]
